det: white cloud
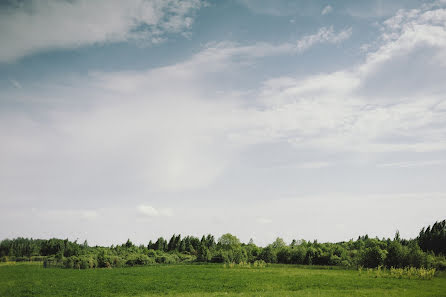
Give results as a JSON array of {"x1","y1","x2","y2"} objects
[
  {"x1": 2, "y1": 5, "x2": 445, "y2": 201},
  {"x1": 321, "y1": 5, "x2": 333, "y2": 15},
  {"x1": 0, "y1": 0, "x2": 203, "y2": 62},
  {"x1": 248, "y1": 4, "x2": 446, "y2": 154},
  {"x1": 1, "y1": 3, "x2": 446, "y2": 228},
  {"x1": 296, "y1": 26, "x2": 352, "y2": 52},
  {"x1": 138, "y1": 205, "x2": 173, "y2": 217},
  {"x1": 1, "y1": 1, "x2": 446, "y2": 248},
  {"x1": 171, "y1": 26, "x2": 352, "y2": 66}
]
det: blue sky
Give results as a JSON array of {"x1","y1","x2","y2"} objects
[{"x1": 1, "y1": 0, "x2": 446, "y2": 246}]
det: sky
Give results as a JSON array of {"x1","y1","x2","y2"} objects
[{"x1": 1, "y1": 0, "x2": 446, "y2": 247}]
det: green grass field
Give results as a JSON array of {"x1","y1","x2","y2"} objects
[{"x1": 1, "y1": 263, "x2": 445, "y2": 296}]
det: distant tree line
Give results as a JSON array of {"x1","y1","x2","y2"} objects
[
  {"x1": 1, "y1": 220, "x2": 445, "y2": 270},
  {"x1": 418, "y1": 220, "x2": 446, "y2": 255}
]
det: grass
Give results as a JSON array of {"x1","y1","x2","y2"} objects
[{"x1": 0, "y1": 262, "x2": 445, "y2": 296}]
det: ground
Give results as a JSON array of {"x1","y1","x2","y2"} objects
[{"x1": 0, "y1": 263, "x2": 445, "y2": 296}]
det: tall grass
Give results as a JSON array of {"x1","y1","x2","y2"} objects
[
  {"x1": 224, "y1": 260, "x2": 267, "y2": 269},
  {"x1": 358, "y1": 265, "x2": 436, "y2": 280}
]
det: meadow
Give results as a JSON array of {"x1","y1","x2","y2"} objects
[{"x1": 1, "y1": 262, "x2": 445, "y2": 297}]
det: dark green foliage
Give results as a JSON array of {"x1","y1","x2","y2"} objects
[
  {"x1": 418, "y1": 220, "x2": 446, "y2": 255},
  {"x1": 260, "y1": 246, "x2": 277, "y2": 263},
  {"x1": 386, "y1": 240, "x2": 404, "y2": 268},
  {"x1": 360, "y1": 245, "x2": 387, "y2": 268}
]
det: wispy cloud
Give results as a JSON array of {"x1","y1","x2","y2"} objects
[
  {"x1": 252, "y1": 4, "x2": 446, "y2": 153},
  {"x1": 0, "y1": 0, "x2": 203, "y2": 62},
  {"x1": 177, "y1": 26, "x2": 352, "y2": 66},
  {"x1": 9, "y1": 79, "x2": 22, "y2": 89},
  {"x1": 296, "y1": 26, "x2": 352, "y2": 52},
  {"x1": 1, "y1": 3, "x2": 446, "y2": 247},
  {"x1": 321, "y1": 5, "x2": 333, "y2": 15}
]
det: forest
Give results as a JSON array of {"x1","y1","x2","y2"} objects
[{"x1": 1, "y1": 220, "x2": 445, "y2": 270}]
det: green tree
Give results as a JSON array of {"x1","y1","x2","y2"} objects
[
  {"x1": 218, "y1": 234, "x2": 241, "y2": 250},
  {"x1": 385, "y1": 240, "x2": 404, "y2": 268}
]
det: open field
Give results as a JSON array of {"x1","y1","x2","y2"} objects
[{"x1": 1, "y1": 263, "x2": 445, "y2": 296}]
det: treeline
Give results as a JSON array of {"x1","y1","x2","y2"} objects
[
  {"x1": 418, "y1": 220, "x2": 446, "y2": 255},
  {"x1": 1, "y1": 220, "x2": 445, "y2": 270}
]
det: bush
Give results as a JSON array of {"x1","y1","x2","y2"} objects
[
  {"x1": 329, "y1": 255, "x2": 342, "y2": 266},
  {"x1": 30, "y1": 256, "x2": 45, "y2": 262},
  {"x1": 177, "y1": 253, "x2": 196, "y2": 263},
  {"x1": 63, "y1": 256, "x2": 76, "y2": 268},
  {"x1": 210, "y1": 251, "x2": 225, "y2": 263},
  {"x1": 253, "y1": 260, "x2": 267, "y2": 268},
  {"x1": 155, "y1": 254, "x2": 179, "y2": 264},
  {"x1": 111, "y1": 256, "x2": 125, "y2": 268},
  {"x1": 15, "y1": 256, "x2": 30, "y2": 262},
  {"x1": 360, "y1": 246, "x2": 387, "y2": 268},
  {"x1": 290, "y1": 246, "x2": 306, "y2": 264},
  {"x1": 277, "y1": 247, "x2": 291, "y2": 264},
  {"x1": 80, "y1": 258, "x2": 90, "y2": 269},
  {"x1": 43, "y1": 256, "x2": 59, "y2": 268},
  {"x1": 97, "y1": 250, "x2": 111, "y2": 268},
  {"x1": 434, "y1": 258, "x2": 446, "y2": 271},
  {"x1": 260, "y1": 247, "x2": 277, "y2": 263},
  {"x1": 126, "y1": 254, "x2": 154, "y2": 266}
]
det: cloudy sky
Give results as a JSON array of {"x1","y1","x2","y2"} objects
[{"x1": 1, "y1": 0, "x2": 446, "y2": 246}]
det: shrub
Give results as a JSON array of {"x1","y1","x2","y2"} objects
[
  {"x1": 63, "y1": 256, "x2": 77, "y2": 269},
  {"x1": 434, "y1": 259, "x2": 446, "y2": 271},
  {"x1": 155, "y1": 254, "x2": 178, "y2": 264},
  {"x1": 30, "y1": 256, "x2": 45, "y2": 262},
  {"x1": 341, "y1": 260, "x2": 351, "y2": 267},
  {"x1": 360, "y1": 246, "x2": 387, "y2": 268},
  {"x1": 110, "y1": 256, "x2": 123, "y2": 268},
  {"x1": 177, "y1": 253, "x2": 196, "y2": 263},
  {"x1": 210, "y1": 251, "x2": 225, "y2": 263},
  {"x1": 260, "y1": 246, "x2": 277, "y2": 263},
  {"x1": 277, "y1": 247, "x2": 291, "y2": 264},
  {"x1": 97, "y1": 250, "x2": 111, "y2": 268},
  {"x1": 43, "y1": 256, "x2": 58, "y2": 268},
  {"x1": 253, "y1": 260, "x2": 266, "y2": 268},
  {"x1": 126, "y1": 254, "x2": 154, "y2": 266},
  {"x1": 329, "y1": 255, "x2": 342, "y2": 266},
  {"x1": 290, "y1": 246, "x2": 306, "y2": 264}
]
